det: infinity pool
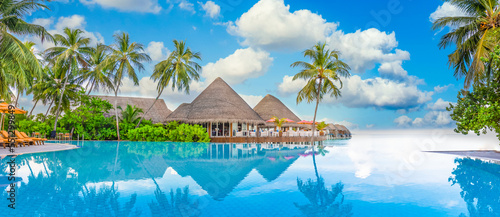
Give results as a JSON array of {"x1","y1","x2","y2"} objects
[{"x1": 1, "y1": 130, "x2": 499, "y2": 216}]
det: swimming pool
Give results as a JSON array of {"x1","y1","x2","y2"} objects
[{"x1": 1, "y1": 130, "x2": 499, "y2": 216}]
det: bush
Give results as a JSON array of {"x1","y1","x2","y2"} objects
[{"x1": 127, "y1": 121, "x2": 209, "y2": 142}]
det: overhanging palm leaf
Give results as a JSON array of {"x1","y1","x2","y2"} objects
[{"x1": 432, "y1": 0, "x2": 500, "y2": 88}]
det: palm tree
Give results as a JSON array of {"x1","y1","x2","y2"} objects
[
  {"x1": 13, "y1": 41, "x2": 40, "y2": 107},
  {"x1": 136, "y1": 40, "x2": 201, "y2": 128},
  {"x1": 83, "y1": 43, "x2": 114, "y2": 95},
  {"x1": 0, "y1": 0, "x2": 52, "y2": 100},
  {"x1": 316, "y1": 121, "x2": 328, "y2": 136},
  {"x1": 104, "y1": 32, "x2": 151, "y2": 140},
  {"x1": 271, "y1": 116, "x2": 288, "y2": 137},
  {"x1": 44, "y1": 28, "x2": 91, "y2": 136},
  {"x1": 119, "y1": 104, "x2": 143, "y2": 126},
  {"x1": 432, "y1": 0, "x2": 500, "y2": 88},
  {"x1": 291, "y1": 42, "x2": 350, "y2": 145}
]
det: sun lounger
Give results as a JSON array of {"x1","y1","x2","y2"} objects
[
  {"x1": 20, "y1": 132, "x2": 45, "y2": 145},
  {"x1": 14, "y1": 130, "x2": 36, "y2": 146},
  {"x1": 0, "y1": 131, "x2": 29, "y2": 147}
]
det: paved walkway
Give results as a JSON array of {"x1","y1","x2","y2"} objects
[
  {"x1": 0, "y1": 142, "x2": 78, "y2": 156},
  {"x1": 426, "y1": 150, "x2": 500, "y2": 161}
]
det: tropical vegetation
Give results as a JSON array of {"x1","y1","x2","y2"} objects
[
  {"x1": 291, "y1": 42, "x2": 350, "y2": 144},
  {"x1": 432, "y1": 0, "x2": 500, "y2": 88}
]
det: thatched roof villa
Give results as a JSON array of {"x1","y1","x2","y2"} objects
[
  {"x1": 166, "y1": 77, "x2": 265, "y2": 137},
  {"x1": 253, "y1": 94, "x2": 302, "y2": 128},
  {"x1": 93, "y1": 95, "x2": 172, "y2": 123}
]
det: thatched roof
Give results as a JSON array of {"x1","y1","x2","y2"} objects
[
  {"x1": 253, "y1": 94, "x2": 302, "y2": 127},
  {"x1": 166, "y1": 77, "x2": 265, "y2": 124},
  {"x1": 93, "y1": 95, "x2": 172, "y2": 123}
]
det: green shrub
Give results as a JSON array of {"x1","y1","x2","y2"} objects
[{"x1": 127, "y1": 122, "x2": 209, "y2": 142}]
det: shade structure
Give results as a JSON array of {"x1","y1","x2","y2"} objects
[
  {"x1": 166, "y1": 77, "x2": 265, "y2": 125},
  {"x1": 253, "y1": 94, "x2": 302, "y2": 127},
  {"x1": 92, "y1": 95, "x2": 172, "y2": 123},
  {"x1": 297, "y1": 120, "x2": 313, "y2": 124},
  {"x1": 0, "y1": 103, "x2": 27, "y2": 114}
]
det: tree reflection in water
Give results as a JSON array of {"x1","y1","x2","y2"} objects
[
  {"x1": 148, "y1": 186, "x2": 200, "y2": 217},
  {"x1": 450, "y1": 158, "x2": 500, "y2": 217},
  {"x1": 295, "y1": 144, "x2": 353, "y2": 217}
]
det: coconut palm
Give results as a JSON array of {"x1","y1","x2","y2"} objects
[
  {"x1": 432, "y1": 0, "x2": 500, "y2": 88},
  {"x1": 104, "y1": 32, "x2": 151, "y2": 140},
  {"x1": 83, "y1": 43, "x2": 114, "y2": 95},
  {"x1": 12, "y1": 41, "x2": 41, "y2": 107},
  {"x1": 44, "y1": 28, "x2": 91, "y2": 135},
  {"x1": 0, "y1": 0, "x2": 52, "y2": 100},
  {"x1": 119, "y1": 104, "x2": 143, "y2": 126},
  {"x1": 136, "y1": 40, "x2": 201, "y2": 128},
  {"x1": 291, "y1": 42, "x2": 350, "y2": 145}
]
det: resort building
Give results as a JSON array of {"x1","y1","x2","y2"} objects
[
  {"x1": 93, "y1": 95, "x2": 172, "y2": 123},
  {"x1": 253, "y1": 94, "x2": 302, "y2": 130},
  {"x1": 165, "y1": 77, "x2": 265, "y2": 137}
]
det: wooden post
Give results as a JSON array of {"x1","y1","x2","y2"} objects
[
  {"x1": 230, "y1": 123, "x2": 233, "y2": 137},
  {"x1": 208, "y1": 122, "x2": 212, "y2": 138}
]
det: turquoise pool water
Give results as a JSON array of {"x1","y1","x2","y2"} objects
[{"x1": 1, "y1": 130, "x2": 499, "y2": 216}]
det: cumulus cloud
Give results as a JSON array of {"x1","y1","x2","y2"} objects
[
  {"x1": 327, "y1": 29, "x2": 410, "y2": 74},
  {"x1": 178, "y1": 0, "x2": 195, "y2": 13},
  {"x1": 394, "y1": 115, "x2": 412, "y2": 127},
  {"x1": 332, "y1": 75, "x2": 432, "y2": 110},
  {"x1": 30, "y1": 15, "x2": 104, "y2": 50},
  {"x1": 239, "y1": 94, "x2": 263, "y2": 108},
  {"x1": 317, "y1": 118, "x2": 358, "y2": 130},
  {"x1": 427, "y1": 98, "x2": 452, "y2": 111},
  {"x1": 199, "y1": 1, "x2": 220, "y2": 18},
  {"x1": 201, "y1": 47, "x2": 273, "y2": 85},
  {"x1": 146, "y1": 41, "x2": 171, "y2": 62},
  {"x1": 226, "y1": 0, "x2": 337, "y2": 51},
  {"x1": 434, "y1": 84, "x2": 453, "y2": 93},
  {"x1": 80, "y1": 0, "x2": 162, "y2": 13},
  {"x1": 277, "y1": 75, "x2": 307, "y2": 96},
  {"x1": 429, "y1": 2, "x2": 468, "y2": 23}
]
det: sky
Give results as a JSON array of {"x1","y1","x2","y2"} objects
[{"x1": 19, "y1": 0, "x2": 469, "y2": 131}]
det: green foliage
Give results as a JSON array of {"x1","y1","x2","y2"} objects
[
  {"x1": 58, "y1": 95, "x2": 117, "y2": 140},
  {"x1": 127, "y1": 121, "x2": 209, "y2": 142},
  {"x1": 449, "y1": 46, "x2": 500, "y2": 142},
  {"x1": 316, "y1": 121, "x2": 328, "y2": 131}
]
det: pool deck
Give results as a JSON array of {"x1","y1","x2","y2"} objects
[
  {"x1": 0, "y1": 142, "x2": 78, "y2": 157},
  {"x1": 425, "y1": 150, "x2": 500, "y2": 161}
]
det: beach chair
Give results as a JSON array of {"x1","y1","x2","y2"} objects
[
  {"x1": 63, "y1": 133, "x2": 71, "y2": 141},
  {"x1": 14, "y1": 130, "x2": 35, "y2": 146},
  {"x1": 20, "y1": 132, "x2": 46, "y2": 145},
  {"x1": 0, "y1": 131, "x2": 29, "y2": 147},
  {"x1": 0, "y1": 137, "x2": 8, "y2": 149}
]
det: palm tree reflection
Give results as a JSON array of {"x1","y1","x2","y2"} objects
[
  {"x1": 295, "y1": 144, "x2": 353, "y2": 217},
  {"x1": 148, "y1": 186, "x2": 200, "y2": 217}
]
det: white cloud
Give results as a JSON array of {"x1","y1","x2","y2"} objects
[
  {"x1": 226, "y1": 0, "x2": 337, "y2": 51},
  {"x1": 327, "y1": 28, "x2": 410, "y2": 74},
  {"x1": 201, "y1": 47, "x2": 273, "y2": 85},
  {"x1": 429, "y1": 2, "x2": 468, "y2": 23},
  {"x1": 424, "y1": 111, "x2": 453, "y2": 126},
  {"x1": 317, "y1": 118, "x2": 358, "y2": 130},
  {"x1": 331, "y1": 75, "x2": 432, "y2": 110},
  {"x1": 80, "y1": 0, "x2": 162, "y2": 13},
  {"x1": 146, "y1": 41, "x2": 171, "y2": 62},
  {"x1": 30, "y1": 15, "x2": 104, "y2": 50},
  {"x1": 434, "y1": 84, "x2": 453, "y2": 93},
  {"x1": 394, "y1": 115, "x2": 412, "y2": 127},
  {"x1": 239, "y1": 94, "x2": 263, "y2": 108},
  {"x1": 277, "y1": 75, "x2": 307, "y2": 96},
  {"x1": 179, "y1": 0, "x2": 195, "y2": 13},
  {"x1": 198, "y1": 1, "x2": 220, "y2": 18},
  {"x1": 427, "y1": 98, "x2": 452, "y2": 111},
  {"x1": 412, "y1": 118, "x2": 424, "y2": 127}
]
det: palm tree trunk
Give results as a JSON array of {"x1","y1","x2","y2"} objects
[
  {"x1": 87, "y1": 80, "x2": 95, "y2": 95},
  {"x1": 114, "y1": 85, "x2": 121, "y2": 141},
  {"x1": 44, "y1": 98, "x2": 55, "y2": 117},
  {"x1": 14, "y1": 91, "x2": 20, "y2": 107},
  {"x1": 311, "y1": 145, "x2": 320, "y2": 181},
  {"x1": 136, "y1": 90, "x2": 163, "y2": 128},
  {"x1": 309, "y1": 79, "x2": 322, "y2": 145},
  {"x1": 29, "y1": 99, "x2": 39, "y2": 117},
  {"x1": 52, "y1": 71, "x2": 71, "y2": 132}
]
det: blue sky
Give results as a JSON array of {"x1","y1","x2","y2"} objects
[{"x1": 21, "y1": 0, "x2": 467, "y2": 130}]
